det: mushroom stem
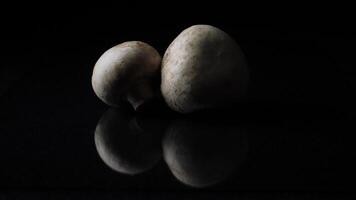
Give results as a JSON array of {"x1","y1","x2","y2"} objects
[{"x1": 126, "y1": 80, "x2": 155, "y2": 111}]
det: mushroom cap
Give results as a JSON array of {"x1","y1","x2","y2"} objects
[
  {"x1": 92, "y1": 41, "x2": 161, "y2": 107},
  {"x1": 161, "y1": 25, "x2": 249, "y2": 113}
]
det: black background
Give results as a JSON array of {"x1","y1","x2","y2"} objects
[{"x1": 1, "y1": 3, "x2": 356, "y2": 199}]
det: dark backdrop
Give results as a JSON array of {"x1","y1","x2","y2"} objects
[
  {"x1": 1, "y1": 4, "x2": 356, "y2": 199},
  {"x1": 2, "y1": 5, "x2": 356, "y2": 112}
]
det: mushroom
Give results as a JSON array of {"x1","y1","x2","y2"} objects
[
  {"x1": 92, "y1": 41, "x2": 161, "y2": 111},
  {"x1": 161, "y1": 25, "x2": 249, "y2": 113},
  {"x1": 162, "y1": 117, "x2": 248, "y2": 188},
  {"x1": 94, "y1": 108, "x2": 162, "y2": 175}
]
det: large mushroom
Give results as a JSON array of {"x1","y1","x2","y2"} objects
[
  {"x1": 161, "y1": 25, "x2": 249, "y2": 113},
  {"x1": 92, "y1": 41, "x2": 161, "y2": 111}
]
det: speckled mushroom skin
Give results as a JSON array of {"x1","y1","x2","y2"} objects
[
  {"x1": 92, "y1": 41, "x2": 161, "y2": 109},
  {"x1": 161, "y1": 25, "x2": 249, "y2": 113}
]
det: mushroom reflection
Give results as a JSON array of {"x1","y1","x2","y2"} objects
[
  {"x1": 163, "y1": 117, "x2": 248, "y2": 188},
  {"x1": 94, "y1": 108, "x2": 162, "y2": 175}
]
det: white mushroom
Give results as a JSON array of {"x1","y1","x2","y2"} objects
[
  {"x1": 92, "y1": 41, "x2": 161, "y2": 110},
  {"x1": 161, "y1": 25, "x2": 249, "y2": 113}
]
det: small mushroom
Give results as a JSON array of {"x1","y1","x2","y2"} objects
[
  {"x1": 161, "y1": 25, "x2": 249, "y2": 113},
  {"x1": 92, "y1": 41, "x2": 161, "y2": 111}
]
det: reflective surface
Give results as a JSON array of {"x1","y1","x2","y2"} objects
[
  {"x1": 162, "y1": 118, "x2": 248, "y2": 188},
  {"x1": 1, "y1": 60, "x2": 356, "y2": 192},
  {"x1": 94, "y1": 108, "x2": 163, "y2": 176},
  {"x1": 87, "y1": 105, "x2": 356, "y2": 191},
  {"x1": 2, "y1": 16, "x2": 356, "y2": 199},
  {"x1": 94, "y1": 108, "x2": 249, "y2": 188}
]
